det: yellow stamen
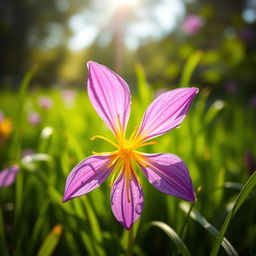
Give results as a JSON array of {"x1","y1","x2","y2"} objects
[
  {"x1": 90, "y1": 115, "x2": 158, "y2": 201},
  {"x1": 128, "y1": 126, "x2": 139, "y2": 143},
  {"x1": 132, "y1": 152, "x2": 149, "y2": 167},
  {"x1": 115, "y1": 114, "x2": 126, "y2": 144},
  {"x1": 109, "y1": 160, "x2": 124, "y2": 187},
  {"x1": 117, "y1": 114, "x2": 123, "y2": 133},
  {"x1": 131, "y1": 164, "x2": 142, "y2": 186},
  {"x1": 107, "y1": 155, "x2": 119, "y2": 168},
  {"x1": 134, "y1": 141, "x2": 158, "y2": 149},
  {"x1": 90, "y1": 135, "x2": 118, "y2": 148},
  {"x1": 124, "y1": 162, "x2": 131, "y2": 202},
  {"x1": 92, "y1": 151, "x2": 117, "y2": 155}
]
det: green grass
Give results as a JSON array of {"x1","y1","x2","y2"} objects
[{"x1": 0, "y1": 65, "x2": 256, "y2": 255}]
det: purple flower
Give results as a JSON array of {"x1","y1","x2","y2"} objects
[
  {"x1": 0, "y1": 111, "x2": 4, "y2": 123},
  {"x1": 28, "y1": 111, "x2": 41, "y2": 125},
  {"x1": 61, "y1": 90, "x2": 76, "y2": 103},
  {"x1": 38, "y1": 96, "x2": 53, "y2": 110},
  {"x1": 249, "y1": 95, "x2": 256, "y2": 108},
  {"x1": 244, "y1": 150, "x2": 256, "y2": 175},
  {"x1": 22, "y1": 149, "x2": 35, "y2": 158},
  {"x1": 183, "y1": 15, "x2": 203, "y2": 35},
  {"x1": 225, "y1": 81, "x2": 238, "y2": 95},
  {"x1": 0, "y1": 165, "x2": 20, "y2": 187},
  {"x1": 63, "y1": 62, "x2": 198, "y2": 229},
  {"x1": 239, "y1": 28, "x2": 256, "y2": 44}
]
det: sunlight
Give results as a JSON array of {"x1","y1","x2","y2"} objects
[
  {"x1": 112, "y1": 0, "x2": 139, "y2": 8},
  {"x1": 67, "y1": 0, "x2": 184, "y2": 51}
]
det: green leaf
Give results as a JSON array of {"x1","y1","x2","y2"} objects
[
  {"x1": 210, "y1": 171, "x2": 256, "y2": 256},
  {"x1": 82, "y1": 197, "x2": 106, "y2": 256},
  {"x1": 37, "y1": 224, "x2": 63, "y2": 256},
  {"x1": 135, "y1": 63, "x2": 152, "y2": 106},
  {"x1": 180, "y1": 202, "x2": 238, "y2": 256},
  {"x1": 180, "y1": 50, "x2": 203, "y2": 87},
  {"x1": 9, "y1": 69, "x2": 35, "y2": 159},
  {"x1": 0, "y1": 209, "x2": 10, "y2": 256},
  {"x1": 145, "y1": 221, "x2": 191, "y2": 256}
]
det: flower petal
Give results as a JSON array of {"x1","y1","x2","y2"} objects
[
  {"x1": 87, "y1": 61, "x2": 131, "y2": 136},
  {"x1": 140, "y1": 153, "x2": 195, "y2": 202},
  {"x1": 137, "y1": 88, "x2": 198, "y2": 141},
  {"x1": 111, "y1": 172, "x2": 144, "y2": 229},
  {"x1": 63, "y1": 155, "x2": 114, "y2": 202},
  {"x1": 0, "y1": 165, "x2": 20, "y2": 187}
]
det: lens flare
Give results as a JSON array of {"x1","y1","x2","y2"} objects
[{"x1": 112, "y1": 0, "x2": 138, "y2": 8}]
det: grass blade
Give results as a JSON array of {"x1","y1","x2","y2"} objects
[
  {"x1": 82, "y1": 197, "x2": 106, "y2": 256},
  {"x1": 210, "y1": 171, "x2": 256, "y2": 256},
  {"x1": 180, "y1": 202, "x2": 238, "y2": 256},
  {"x1": 37, "y1": 224, "x2": 63, "y2": 256},
  {"x1": 180, "y1": 50, "x2": 203, "y2": 87},
  {"x1": 9, "y1": 69, "x2": 35, "y2": 159},
  {"x1": 145, "y1": 221, "x2": 191, "y2": 256},
  {"x1": 0, "y1": 209, "x2": 10, "y2": 256},
  {"x1": 135, "y1": 63, "x2": 152, "y2": 106}
]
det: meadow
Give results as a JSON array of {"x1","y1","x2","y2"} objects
[{"x1": 0, "y1": 60, "x2": 256, "y2": 256}]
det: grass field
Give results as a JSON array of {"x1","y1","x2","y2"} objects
[{"x1": 0, "y1": 65, "x2": 256, "y2": 256}]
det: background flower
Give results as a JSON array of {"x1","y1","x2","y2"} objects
[
  {"x1": 38, "y1": 96, "x2": 53, "y2": 110},
  {"x1": 182, "y1": 15, "x2": 204, "y2": 35},
  {"x1": 0, "y1": 165, "x2": 20, "y2": 187},
  {"x1": 28, "y1": 111, "x2": 41, "y2": 125}
]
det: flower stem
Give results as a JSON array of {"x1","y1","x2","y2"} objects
[
  {"x1": 180, "y1": 202, "x2": 194, "y2": 240},
  {"x1": 126, "y1": 227, "x2": 134, "y2": 256}
]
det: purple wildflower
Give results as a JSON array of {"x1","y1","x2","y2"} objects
[
  {"x1": 244, "y1": 150, "x2": 256, "y2": 175},
  {"x1": 225, "y1": 81, "x2": 238, "y2": 95},
  {"x1": 38, "y1": 96, "x2": 53, "y2": 110},
  {"x1": 0, "y1": 165, "x2": 20, "y2": 187},
  {"x1": 28, "y1": 111, "x2": 41, "y2": 125},
  {"x1": 61, "y1": 89, "x2": 77, "y2": 108},
  {"x1": 249, "y1": 95, "x2": 256, "y2": 108},
  {"x1": 22, "y1": 149, "x2": 35, "y2": 158},
  {"x1": 239, "y1": 28, "x2": 256, "y2": 44},
  {"x1": 0, "y1": 111, "x2": 4, "y2": 123},
  {"x1": 183, "y1": 15, "x2": 203, "y2": 35},
  {"x1": 63, "y1": 62, "x2": 198, "y2": 229},
  {"x1": 61, "y1": 90, "x2": 76, "y2": 103}
]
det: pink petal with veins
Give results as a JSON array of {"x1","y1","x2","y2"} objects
[
  {"x1": 111, "y1": 172, "x2": 144, "y2": 229},
  {"x1": 137, "y1": 88, "x2": 198, "y2": 141},
  {"x1": 0, "y1": 165, "x2": 20, "y2": 187},
  {"x1": 87, "y1": 61, "x2": 131, "y2": 136},
  {"x1": 140, "y1": 153, "x2": 195, "y2": 202},
  {"x1": 63, "y1": 155, "x2": 114, "y2": 202}
]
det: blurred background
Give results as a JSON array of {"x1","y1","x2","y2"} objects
[
  {"x1": 1, "y1": 0, "x2": 256, "y2": 255},
  {"x1": 0, "y1": 0, "x2": 256, "y2": 96}
]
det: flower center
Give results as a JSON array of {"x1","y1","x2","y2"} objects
[
  {"x1": 90, "y1": 126, "x2": 157, "y2": 202},
  {"x1": 90, "y1": 124, "x2": 157, "y2": 194},
  {"x1": 118, "y1": 140, "x2": 135, "y2": 159}
]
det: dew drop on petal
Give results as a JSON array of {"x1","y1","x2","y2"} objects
[
  {"x1": 152, "y1": 179, "x2": 161, "y2": 187},
  {"x1": 135, "y1": 203, "x2": 143, "y2": 214}
]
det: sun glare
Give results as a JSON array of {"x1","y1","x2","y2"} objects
[{"x1": 112, "y1": 0, "x2": 138, "y2": 8}]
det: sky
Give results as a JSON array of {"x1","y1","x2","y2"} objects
[{"x1": 67, "y1": 0, "x2": 186, "y2": 51}]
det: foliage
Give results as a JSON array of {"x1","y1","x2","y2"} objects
[{"x1": 0, "y1": 62, "x2": 256, "y2": 255}]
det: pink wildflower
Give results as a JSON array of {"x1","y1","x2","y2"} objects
[
  {"x1": 38, "y1": 96, "x2": 53, "y2": 110},
  {"x1": 63, "y1": 62, "x2": 198, "y2": 229},
  {"x1": 28, "y1": 111, "x2": 41, "y2": 125},
  {"x1": 183, "y1": 15, "x2": 203, "y2": 35},
  {"x1": 0, "y1": 165, "x2": 20, "y2": 187}
]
